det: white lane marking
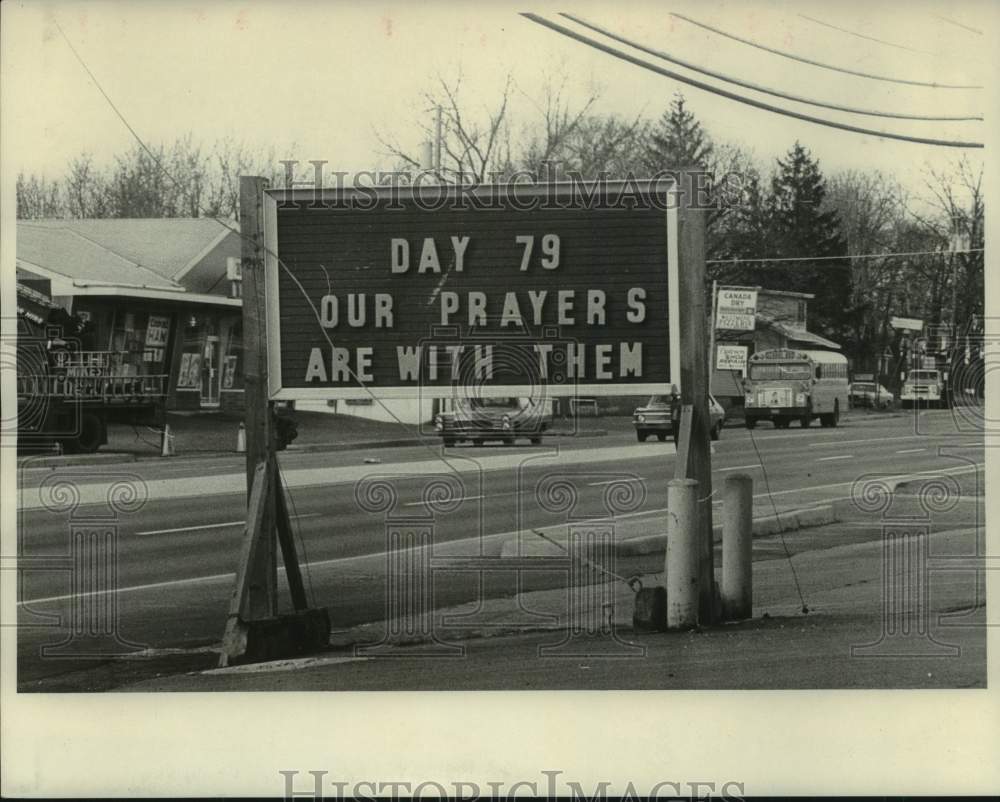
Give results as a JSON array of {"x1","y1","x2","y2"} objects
[
  {"x1": 136, "y1": 512, "x2": 320, "y2": 536},
  {"x1": 587, "y1": 477, "x2": 645, "y2": 486},
  {"x1": 896, "y1": 448, "x2": 927, "y2": 454},
  {"x1": 816, "y1": 455, "x2": 854, "y2": 462},
  {"x1": 19, "y1": 464, "x2": 983, "y2": 607},
  {"x1": 715, "y1": 464, "x2": 763, "y2": 472}
]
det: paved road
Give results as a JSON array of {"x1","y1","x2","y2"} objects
[{"x1": 14, "y1": 409, "x2": 986, "y2": 689}]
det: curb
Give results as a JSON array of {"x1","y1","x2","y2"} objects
[
  {"x1": 16, "y1": 452, "x2": 139, "y2": 469},
  {"x1": 18, "y1": 429, "x2": 612, "y2": 467},
  {"x1": 499, "y1": 504, "x2": 840, "y2": 559},
  {"x1": 612, "y1": 504, "x2": 839, "y2": 557}
]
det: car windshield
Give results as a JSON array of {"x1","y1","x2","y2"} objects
[
  {"x1": 464, "y1": 397, "x2": 527, "y2": 409},
  {"x1": 749, "y1": 362, "x2": 811, "y2": 381},
  {"x1": 908, "y1": 371, "x2": 938, "y2": 381}
]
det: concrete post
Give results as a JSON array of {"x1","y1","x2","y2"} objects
[
  {"x1": 665, "y1": 478, "x2": 699, "y2": 629},
  {"x1": 721, "y1": 473, "x2": 753, "y2": 620}
]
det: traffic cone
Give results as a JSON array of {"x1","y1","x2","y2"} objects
[
  {"x1": 160, "y1": 424, "x2": 175, "y2": 457},
  {"x1": 236, "y1": 422, "x2": 246, "y2": 453}
]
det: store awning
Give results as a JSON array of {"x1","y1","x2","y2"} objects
[{"x1": 757, "y1": 314, "x2": 840, "y2": 350}]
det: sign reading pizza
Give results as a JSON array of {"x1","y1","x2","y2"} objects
[{"x1": 263, "y1": 181, "x2": 681, "y2": 399}]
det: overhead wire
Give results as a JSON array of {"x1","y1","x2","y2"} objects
[
  {"x1": 797, "y1": 13, "x2": 951, "y2": 59},
  {"x1": 669, "y1": 11, "x2": 982, "y2": 90},
  {"x1": 560, "y1": 13, "x2": 982, "y2": 122},
  {"x1": 706, "y1": 248, "x2": 983, "y2": 265},
  {"x1": 520, "y1": 15, "x2": 983, "y2": 149}
]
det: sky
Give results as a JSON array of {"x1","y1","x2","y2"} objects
[{"x1": 1, "y1": 0, "x2": 994, "y2": 212}]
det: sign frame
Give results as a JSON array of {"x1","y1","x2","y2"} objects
[{"x1": 262, "y1": 181, "x2": 682, "y2": 400}]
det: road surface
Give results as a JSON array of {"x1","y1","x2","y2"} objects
[{"x1": 14, "y1": 409, "x2": 985, "y2": 690}]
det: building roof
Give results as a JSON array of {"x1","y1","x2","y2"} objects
[
  {"x1": 758, "y1": 313, "x2": 841, "y2": 350},
  {"x1": 17, "y1": 224, "x2": 182, "y2": 290},
  {"x1": 19, "y1": 218, "x2": 236, "y2": 282}
]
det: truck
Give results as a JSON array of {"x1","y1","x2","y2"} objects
[
  {"x1": 15, "y1": 313, "x2": 167, "y2": 453},
  {"x1": 899, "y1": 367, "x2": 948, "y2": 409}
]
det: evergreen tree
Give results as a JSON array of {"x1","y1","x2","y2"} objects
[
  {"x1": 644, "y1": 92, "x2": 714, "y2": 171},
  {"x1": 766, "y1": 142, "x2": 851, "y2": 345}
]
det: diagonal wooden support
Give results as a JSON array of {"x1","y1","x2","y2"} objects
[{"x1": 275, "y1": 466, "x2": 309, "y2": 612}]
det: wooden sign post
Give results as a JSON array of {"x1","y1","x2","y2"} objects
[{"x1": 219, "y1": 176, "x2": 330, "y2": 667}]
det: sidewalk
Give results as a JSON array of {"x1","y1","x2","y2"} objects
[{"x1": 123, "y1": 517, "x2": 986, "y2": 690}]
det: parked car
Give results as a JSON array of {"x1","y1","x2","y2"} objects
[
  {"x1": 849, "y1": 381, "x2": 894, "y2": 410},
  {"x1": 633, "y1": 393, "x2": 725, "y2": 443},
  {"x1": 434, "y1": 396, "x2": 552, "y2": 446}
]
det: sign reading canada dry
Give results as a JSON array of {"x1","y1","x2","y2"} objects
[{"x1": 263, "y1": 181, "x2": 680, "y2": 399}]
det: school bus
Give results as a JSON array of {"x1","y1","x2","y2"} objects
[{"x1": 743, "y1": 348, "x2": 849, "y2": 430}]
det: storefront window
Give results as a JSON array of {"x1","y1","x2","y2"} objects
[{"x1": 221, "y1": 319, "x2": 244, "y2": 391}]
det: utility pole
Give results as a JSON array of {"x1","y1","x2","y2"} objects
[
  {"x1": 435, "y1": 105, "x2": 443, "y2": 175},
  {"x1": 674, "y1": 173, "x2": 715, "y2": 624},
  {"x1": 219, "y1": 177, "x2": 330, "y2": 666},
  {"x1": 707, "y1": 279, "x2": 718, "y2": 393},
  {"x1": 237, "y1": 175, "x2": 277, "y2": 621}
]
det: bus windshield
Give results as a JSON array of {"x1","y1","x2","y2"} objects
[
  {"x1": 749, "y1": 362, "x2": 812, "y2": 381},
  {"x1": 908, "y1": 371, "x2": 939, "y2": 381}
]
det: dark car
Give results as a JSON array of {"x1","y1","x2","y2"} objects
[
  {"x1": 434, "y1": 396, "x2": 552, "y2": 446},
  {"x1": 633, "y1": 393, "x2": 725, "y2": 442},
  {"x1": 849, "y1": 381, "x2": 894, "y2": 410}
]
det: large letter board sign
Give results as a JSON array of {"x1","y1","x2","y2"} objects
[{"x1": 263, "y1": 180, "x2": 680, "y2": 400}]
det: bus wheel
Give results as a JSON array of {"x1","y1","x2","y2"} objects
[
  {"x1": 821, "y1": 402, "x2": 840, "y2": 428},
  {"x1": 800, "y1": 414, "x2": 811, "y2": 429},
  {"x1": 745, "y1": 419, "x2": 756, "y2": 430}
]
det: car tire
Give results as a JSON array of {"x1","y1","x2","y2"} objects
[
  {"x1": 656, "y1": 433, "x2": 667, "y2": 442},
  {"x1": 503, "y1": 436, "x2": 515, "y2": 446},
  {"x1": 710, "y1": 422, "x2": 721, "y2": 441},
  {"x1": 530, "y1": 436, "x2": 542, "y2": 445},
  {"x1": 745, "y1": 419, "x2": 756, "y2": 430},
  {"x1": 443, "y1": 438, "x2": 456, "y2": 448},
  {"x1": 473, "y1": 439, "x2": 484, "y2": 447},
  {"x1": 800, "y1": 415, "x2": 811, "y2": 428},
  {"x1": 636, "y1": 431, "x2": 648, "y2": 442}
]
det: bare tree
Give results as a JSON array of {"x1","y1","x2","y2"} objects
[{"x1": 375, "y1": 70, "x2": 514, "y2": 182}]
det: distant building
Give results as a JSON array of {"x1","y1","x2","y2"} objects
[
  {"x1": 711, "y1": 289, "x2": 840, "y2": 408},
  {"x1": 16, "y1": 219, "x2": 245, "y2": 411}
]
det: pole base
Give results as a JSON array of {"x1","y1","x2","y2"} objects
[
  {"x1": 632, "y1": 586, "x2": 667, "y2": 632},
  {"x1": 219, "y1": 607, "x2": 331, "y2": 667}
]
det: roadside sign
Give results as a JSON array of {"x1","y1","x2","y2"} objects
[
  {"x1": 715, "y1": 344, "x2": 748, "y2": 373},
  {"x1": 715, "y1": 287, "x2": 757, "y2": 331},
  {"x1": 890, "y1": 316, "x2": 923, "y2": 332},
  {"x1": 263, "y1": 181, "x2": 682, "y2": 399}
]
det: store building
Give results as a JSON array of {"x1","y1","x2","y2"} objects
[
  {"x1": 16, "y1": 219, "x2": 246, "y2": 411},
  {"x1": 711, "y1": 288, "x2": 841, "y2": 409}
]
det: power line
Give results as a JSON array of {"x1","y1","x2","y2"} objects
[
  {"x1": 707, "y1": 248, "x2": 983, "y2": 265},
  {"x1": 670, "y1": 11, "x2": 982, "y2": 90},
  {"x1": 561, "y1": 13, "x2": 982, "y2": 122},
  {"x1": 798, "y1": 13, "x2": 949, "y2": 59},
  {"x1": 933, "y1": 14, "x2": 983, "y2": 36},
  {"x1": 520, "y1": 14, "x2": 984, "y2": 149}
]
